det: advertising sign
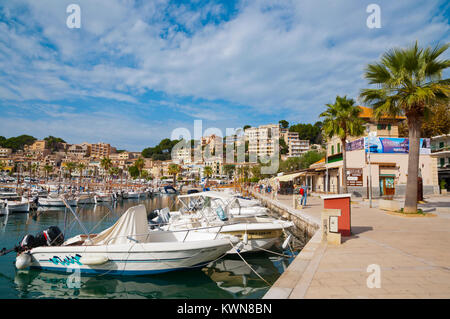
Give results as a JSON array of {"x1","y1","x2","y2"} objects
[
  {"x1": 364, "y1": 137, "x2": 430, "y2": 154},
  {"x1": 346, "y1": 138, "x2": 365, "y2": 152},
  {"x1": 346, "y1": 168, "x2": 363, "y2": 186}
]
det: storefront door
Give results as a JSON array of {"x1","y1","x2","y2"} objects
[{"x1": 380, "y1": 176, "x2": 395, "y2": 196}]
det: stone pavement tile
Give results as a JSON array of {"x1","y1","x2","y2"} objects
[
  {"x1": 262, "y1": 287, "x2": 292, "y2": 299},
  {"x1": 303, "y1": 286, "x2": 349, "y2": 298},
  {"x1": 381, "y1": 283, "x2": 427, "y2": 295},
  {"x1": 418, "y1": 284, "x2": 450, "y2": 294}
]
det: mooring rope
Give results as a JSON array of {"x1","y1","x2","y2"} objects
[{"x1": 226, "y1": 238, "x2": 272, "y2": 286}]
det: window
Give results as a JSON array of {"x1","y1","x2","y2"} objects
[
  {"x1": 388, "y1": 124, "x2": 391, "y2": 131},
  {"x1": 439, "y1": 142, "x2": 444, "y2": 149},
  {"x1": 377, "y1": 124, "x2": 387, "y2": 130},
  {"x1": 337, "y1": 143, "x2": 340, "y2": 153},
  {"x1": 440, "y1": 158, "x2": 445, "y2": 167}
]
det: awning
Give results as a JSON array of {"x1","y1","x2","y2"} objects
[{"x1": 273, "y1": 172, "x2": 303, "y2": 182}]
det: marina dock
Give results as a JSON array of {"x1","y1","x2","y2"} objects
[{"x1": 252, "y1": 191, "x2": 450, "y2": 299}]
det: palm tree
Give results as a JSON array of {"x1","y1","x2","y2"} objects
[
  {"x1": 64, "y1": 162, "x2": 77, "y2": 180},
  {"x1": 109, "y1": 167, "x2": 120, "y2": 180},
  {"x1": 320, "y1": 95, "x2": 365, "y2": 194},
  {"x1": 203, "y1": 166, "x2": 213, "y2": 187},
  {"x1": 360, "y1": 42, "x2": 450, "y2": 213},
  {"x1": 77, "y1": 163, "x2": 86, "y2": 184},
  {"x1": 100, "y1": 157, "x2": 112, "y2": 181},
  {"x1": 168, "y1": 164, "x2": 181, "y2": 186},
  {"x1": 43, "y1": 164, "x2": 53, "y2": 182},
  {"x1": 0, "y1": 160, "x2": 5, "y2": 173},
  {"x1": 134, "y1": 157, "x2": 145, "y2": 177}
]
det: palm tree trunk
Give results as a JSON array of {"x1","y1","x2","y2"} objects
[
  {"x1": 404, "y1": 115, "x2": 422, "y2": 213},
  {"x1": 341, "y1": 138, "x2": 348, "y2": 194}
]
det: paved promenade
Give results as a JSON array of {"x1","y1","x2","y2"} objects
[{"x1": 261, "y1": 192, "x2": 450, "y2": 299}]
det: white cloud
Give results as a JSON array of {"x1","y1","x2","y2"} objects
[{"x1": 0, "y1": 0, "x2": 449, "y2": 147}]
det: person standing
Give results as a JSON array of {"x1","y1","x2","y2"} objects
[{"x1": 300, "y1": 183, "x2": 308, "y2": 206}]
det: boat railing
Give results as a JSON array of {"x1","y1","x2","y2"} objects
[{"x1": 102, "y1": 224, "x2": 228, "y2": 245}]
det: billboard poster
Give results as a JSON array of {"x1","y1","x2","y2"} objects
[
  {"x1": 346, "y1": 138, "x2": 365, "y2": 152},
  {"x1": 364, "y1": 137, "x2": 430, "y2": 154}
]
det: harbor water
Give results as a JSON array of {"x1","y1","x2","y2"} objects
[{"x1": 0, "y1": 195, "x2": 301, "y2": 299}]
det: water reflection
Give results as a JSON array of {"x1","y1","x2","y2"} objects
[
  {"x1": 0, "y1": 195, "x2": 299, "y2": 299},
  {"x1": 12, "y1": 253, "x2": 292, "y2": 299}
]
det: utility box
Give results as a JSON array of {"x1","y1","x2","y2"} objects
[
  {"x1": 321, "y1": 194, "x2": 352, "y2": 236},
  {"x1": 321, "y1": 208, "x2": 342, "y2": 245}
]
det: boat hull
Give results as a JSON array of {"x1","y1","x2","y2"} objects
[
  {"x1": 38, "y1": 198, "x2": 77, "y2": 207},
  {"x1": 5, "y1": 202, "x2": 30, "y2": 212},
  {"x1": 26, "y1": 239, "x2": 234, "y2": 275}
]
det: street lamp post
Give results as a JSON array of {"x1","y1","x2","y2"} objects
[{"x1": 366, "y1": 128, "x2": 376, "y2": 208}]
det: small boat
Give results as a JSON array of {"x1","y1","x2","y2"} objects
[
  {"x1": 94, "y1": 192, "x2": 113, "y2": 203},
  {"x1": 151, "y1": 191, "x2": 293, "y2": 254},
  {"x1": 76, "y1": 194, "x2": 95, "y2": 205},
  {"x1": 13, "y1": 205, "x2": 239, "y2": 275},
  {"x1": 2, "y1": 198, "x2": 30, "y2": 213},
  {"x1": 127, "y1": 191, "x2": 140, "y2": 199},
  {"x1": 39, "y1": 194, "x2": 77, "y2": 207}
]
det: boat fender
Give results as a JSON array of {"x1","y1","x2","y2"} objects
[
  {"x1": 80, "y1": 255, "x2": 109, "y2": 265},
  {"x1": 243, "y1": 232, "x2": 248, "y2": 245},
  {"x1": 16, "y1": 252, "x2": 32, "y2": 270},
  {"x1": 282, "y1": 234, "x2": 292, "y2": 250}
]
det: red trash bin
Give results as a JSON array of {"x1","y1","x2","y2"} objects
[{"x1": 321, "y1": 194, "x2": 352, "y2": 236}]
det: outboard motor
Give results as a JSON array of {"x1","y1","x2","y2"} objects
[{"x1": 19, "y1": 226, "x2": 64, "y2": 251}]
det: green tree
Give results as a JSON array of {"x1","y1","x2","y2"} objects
[
  {"x1": 43, "y1": 164, "x2": 53, "y2": 181},
  {"x1": 168, "y1": 163, "x2": 181, "y2": 185},
  {"x1": 77, "y1": 163, "x2": 86, "y2": 182},
  {"x1": 135, "y1": 157, "x2": 145, "y2": 177},
  {"x1": 279, "y1": 120, "x2": 289, "y2": 129},
  {"x1": 223, "y1": 164, "x2": 236, "y2": 179},
  {"x1": 64, "y1": 162, "x2": 77, "y2": 180},
  {"x1": 320, "y1": 96, "x2": 365, "y2": 193},
  {"x1": 279, "y1": 138, "x2": 289, "y2": 155},
  {"x1": 360, "y1": 42, "x2": 450, "y2": 213},
  {"x1": 100, "y1": 157, "x2": 112, "y2": 180},
  {"x1": 128, "y1": 165, "x2": 140, "y2": 179},
  {"x1": 0, "y1": 135, "x2": 36, "y2": 151},
  {"x1": 44, "y1": 136, "x2": 66, "y2": 152}
]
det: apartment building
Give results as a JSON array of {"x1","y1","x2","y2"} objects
[
  {"x1": 90, "y1": 143, "x2": 111, "y2": 159},
  {"x1": 0, "y1": 148, "x2": 12, "y2": 158},
  {"x1": 280, "y1": 129, "x2": 310, "y2": 157},
  {"x1": 67, "y1": 143, "x2": 90, "y2": 158},
  {"x1": 431, "y1": 134, "x2": 450, "y2": 191},
  {"x1": 245, "y1": 124, "x2": 280, "y2": 162}
]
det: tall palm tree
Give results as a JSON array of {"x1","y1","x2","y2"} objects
[
  {"x1": 43, "y1": 164, "x2": 53, "y2": 182},
  {"x1": 135, "y1": 157, "x2": 145, "y2": 177},
  {"x1": 203, "y1": 166, "x2": 213, "y2": 187},
  {"x1": 77, "y1": 163, "x2": 86, "y2": 183},
  {"x1": 360, "y1": 42, "x2": 449, "y2": 213},
  {"x1": 64, "y1": 162, "x2": 77, "y2": 180},
  {"x1": 320, "y1": 95, "x2": 365, "y2": 194},
  {"x1": 168, "y1": 164, "x2": 181, "y2": 186},
  {"x1": 100, "y1": 157, "x2": 112, "y2": 181}
]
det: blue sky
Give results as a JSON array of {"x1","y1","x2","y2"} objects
[{"x1": 0, "y1": 0, "x2": 449, "y2": 151}]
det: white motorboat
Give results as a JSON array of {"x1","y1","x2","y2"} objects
[
  {"x1": 2, "y1": 198, "x2": 30, "y2": 213},
  {"x1": 76, "y1": 193, "x2": 95, "y2": 205},
  {"x1": 127, "y1": 191, "x2": 140, "y2": 199},
  {"x1": 39, "y1": 194, "x2": 77, "y2": 207},
  {"x1": 94, "y1": 192, "x2": 113, "y2": 203},
  {"x1": 13, "y1": 205, "x2": 239, "y2": 275},
  {"x1": 151, "y1": 192, "x2": 294, "y2": 254},
  {"x1": 0, "y1": 200, "x2": 8, "y2": 215}
]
